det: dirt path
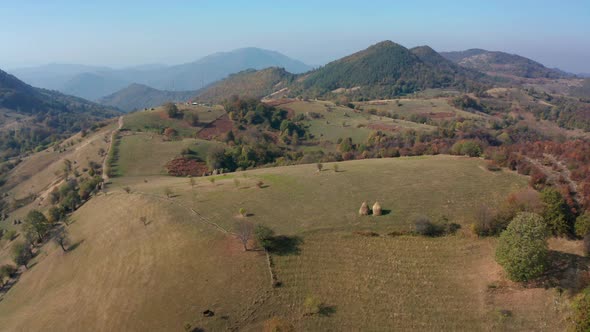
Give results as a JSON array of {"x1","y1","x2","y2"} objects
[{"x1": 101, "y1": 116, "x2": 124, "y2": 183}]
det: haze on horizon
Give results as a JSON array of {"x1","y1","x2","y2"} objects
[{"x1": 1, "y1": 0, "x2": 589, "y2": 73}]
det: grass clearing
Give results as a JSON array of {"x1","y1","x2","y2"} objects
[
  {"x1": 112, "y1": 133, "x2": 224, "y2": 177},
  {"x1": 0, "y1": 156, "x2": 577, "y2": 330},
  {"x1": 122, "y1": 104, "x2": 225, "y2": 137}
]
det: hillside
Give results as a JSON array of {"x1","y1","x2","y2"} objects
[
  {"x1": 0, "y1": 69, "x2": 120, "y2": 159},
  {"x1": 2, "y1": 156, "x2": 568, "y2": 331},
  {"x1": 291, "y1": 41, "x2": 483, "y2": 99},
  {"x1": 11, "y1": 48, "x2": 312, "y2": 100},
  {"x1": 98, "y1": 83, "x2": 197, "y2": 112},
  {"x1": 196, "y1": 67, "x2": 294, "y2": 103},
  {"x1": 440, "y1": 49, "x2": 571, "y2": 79}
]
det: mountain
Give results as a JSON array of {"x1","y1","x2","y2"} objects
[
  {"x1": 440, "y1": 49, "x2": 571, "y2": 79},
  {"x1": 196, "y1": 67, "x2": 294, "y2": 103},
  {"x1": 9, "y1": 63, "x2": 111, "y2": 91},
  {"x1": 0, "y1": 68, "x2": 120, "y2": 159},
  {"x1": 291, "y1": 41, "x2": 484, "y2": 99},
  {"x1": 61, "y1": 72, "x2": 132, "y2": 101},
  {"x1": 99, "y1": 83, "x2": 197, "y2": 112},
  {"x1": 10, "y1": 48, "x2": 312, "y2": 100}
]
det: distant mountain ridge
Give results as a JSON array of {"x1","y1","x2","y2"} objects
[
  {"x1": 9, "y1": 48, "x2": 312, "y2": 100},
  {"x1": 440, "y1": 49, "x2": 572, "y2": 79},
  {"x1": 99, "y1": 84, "x2": 197, "y2": 112},
  {"x1": 0, "y1": 68, "x2": 120, "y2": 159}
]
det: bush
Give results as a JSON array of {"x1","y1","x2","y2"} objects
[
  {"x1": 414, "y1": 216, "x2": 444, "y2": 236},
  {"x1": 575, "y1": 212, "x2": 590, "y2": 237},
  {"x1": 584, "y1": 234, "x2": 590, "y2": 257},
  {"x1": 2, "y1": 229, "x2": 16, "y2": 241},
  {"x1": 495, "y1": 212, "x2": 548, "y2": 282},
  {"x1": 303, "y1": 295, "x2": 322, "y2": 316},
  {"x1": 353, "y1": 231, "x2": 380, "y2": 237},
  {"x1": 571, "y1": 287, "x2": 590, "y2": 332},
  {"x1": 472, "y1": 205, "x2": 505, "y2": 236},
  {"x1": 254, "y1": 224, "x2": 275, "y2": 249}
]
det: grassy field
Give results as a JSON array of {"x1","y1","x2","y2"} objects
[
  {"x1": 122, "y1": 156, "x2": 526, "y2": 234},
  {"x1": 355, "y1": 98, "x2": 483, "y2": 121},
  {"x1": 122, "y1": 104, "x2": 225, "y2": 137},
  {"x1": 0, "y1": 156, "x2": 579, "y2": 331},
  {"x1": 285, "y1": 100, "x2": 435, "y2": 145},
  {"x1": 112, "y1": 133, "x2": 224, "y2": 177}
]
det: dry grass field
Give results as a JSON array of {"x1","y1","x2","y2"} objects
[{"x1": 0, "y1": 155, "x2": 582, "y2": 331}]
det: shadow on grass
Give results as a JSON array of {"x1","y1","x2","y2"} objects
[
  {"x1": 528, "y1": 250, "x2": 590, "y2": 295},
  {"x1": 319, "y1": 304, "x2": 337, "y2": 317},
  {"x1": 68, "y1": 239, "x2": 85, "y2": 252},
  {"x1": 378, "y1": 209, "x2": 392, "y2": 216},
  {"x1": 267, "y1": 235, "x2": 303, "y2": 256},
  {"x1": 258, "y1": 185, "x2": 270, "y2": 189}
]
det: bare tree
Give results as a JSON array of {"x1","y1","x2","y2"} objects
[
  {"x1": 53, "y1": 227, "x2": 71, "y2": 252},
  {"x1": 235, "y1": 220, "x2": 254, "y2": 251}
]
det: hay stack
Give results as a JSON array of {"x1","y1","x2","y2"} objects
[
  {"x1": 372, "y1": 201, "x2": 382, "y2": 216},
  {"x1": 359, "y1": 201, "x2": 369, "y2": 216}
]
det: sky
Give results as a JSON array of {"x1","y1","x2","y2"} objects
[{"x1": 1, "y1": 0, "x2": 589, "y2": 73}]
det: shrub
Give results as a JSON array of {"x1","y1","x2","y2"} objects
[
  {"x1": 123, "y1": 186, "x2": 131, "y2": 194},
  {"x1": 495, "y1": 212, "x2": 548, "y2": 282},
  {"x1": 254, "y1": 225, "x2": 275, "y2": 249},
  {"x1": 316, "y1": 163, "x2": 323, "y2": 172},
  {"x1": 575, "y1": 212, "x2": 590, "y2": 237},
  {"x1": 2, "y1": 229, "x2": 16, "y2": 241},
  {"x1": 414, "y1": 216, "x2": 444, "y2": 236},
  {"x1": 239, "y1": 208, "x2": 246, "y2": 217},
  {"x1": 571, "y1": 287, "x2": 590, "y2": 332},
  {"x1": 584, "y1": 234, "x2": 590, "y2": 257},
  {"x1": 472, "y1": 205, "x2": 503, "y2": 236},
  {"x1": 303, "y1": 295, "x2": 322, "y2": 316},
  {"x1": 256, "y1": 180, "x2": 264, "y2": 188}
]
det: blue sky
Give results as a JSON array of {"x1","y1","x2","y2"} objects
[{"x1": 1, "y1": 0, "x2": 589, "y2": 72}]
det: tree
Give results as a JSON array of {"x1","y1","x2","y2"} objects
[
  {"x1": 53, "y1": 227, "x2": 70, "y2": 252},
  {"x1": 235, "y1": 220, "x2": 254, "y2": 251},
  {"x1": 164, "y1": 102, "x2": 180, "y2": 118},
  {"x1": 164, "y1": 187, "x2": 173, "y2": 198},
  {"x1": 541, "y1": 188, "x2": 574, "y2": 236},
  {"x1": 254, "y1": 225, "x2": 275, "y2": 250},
  {"x1": 48, "y1": 206, "x2": 64, "y2": 223},
  {"x1": 333, "y1": 164, "x2": 339, "y2": 172},
  {"x1": 24, "y1": 210, "x2": 50, "y2": 242},
  {"x1": 316, "y1": 163, "x2": 323, "y2": 172},
  {"x1": 63, "y1": 159, "x2": 73, "y2": 179},
  {"x1": 184, "y1": 112, "x2": 199, "y2": 126},
  {"x1": 495, "y1": 212, "x2": 548, "y2": 282},
  {"x1": 12, "y1": 242, "x2": 32, "y2": 269},
  {"x1": 0, "y1": 265, "x2": 16, "y2": 288}
]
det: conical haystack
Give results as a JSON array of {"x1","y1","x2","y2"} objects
[
  {"x1": 372, "y1": 201, "x2": 382, "y2": 216},
  {"x1": 359, "y1": 201, "x2": 369, "y2": 216}
]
